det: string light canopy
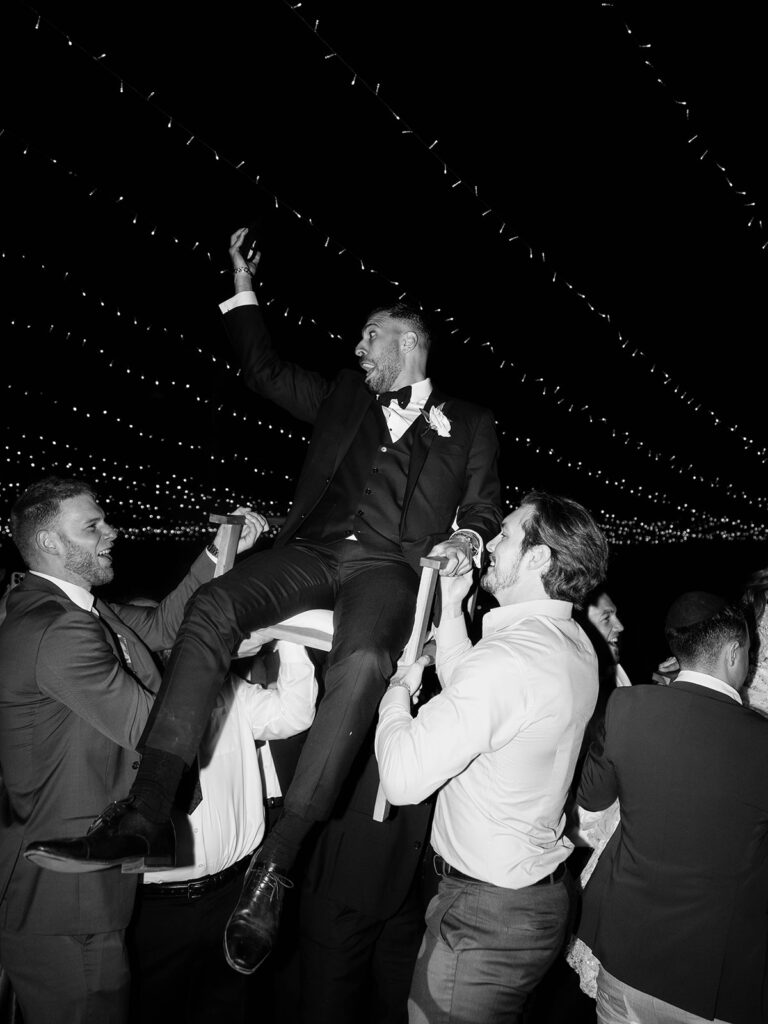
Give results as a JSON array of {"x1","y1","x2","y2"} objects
[
  {"x1": 8, "y1": 239, "x2": 768, "y2": 512},
  {"x1": 3, "y1": 2, "x2": 765, "y2": 559},
  {"x1": 11, "y1": 5, "x2": 768, "y2": 472}
]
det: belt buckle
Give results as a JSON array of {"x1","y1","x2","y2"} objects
[{"x1": 185, "y1": 880, "x2": 204, "y2": 901}]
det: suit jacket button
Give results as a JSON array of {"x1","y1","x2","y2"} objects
[
  {"x1": 379, "y1": 446, "x2": 388, "y2": 453},
  {"x1": 364, "y1": 488, "x2": 372, "y2": 495},
  {"x1": 131, "y1": 761, "x2": 140, "y2": 770},
  {"x1": 356, "y1": 510, "x2": 364, "y2": 516},
  {"x1": 413, "y1": 841, "x2": 422, "y2": 850}
]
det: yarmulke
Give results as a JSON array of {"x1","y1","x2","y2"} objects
[{"x1": 665, "y1": 591, "x2": 727, "y2": 631}]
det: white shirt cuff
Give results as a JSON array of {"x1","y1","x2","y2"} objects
[{"x1": 219, "y1": 291, "x2": 259, "y2": 315}]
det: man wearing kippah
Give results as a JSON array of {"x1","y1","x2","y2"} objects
[{"x1": 578, "y1": 591, "x2": 768, "y2": 1024}]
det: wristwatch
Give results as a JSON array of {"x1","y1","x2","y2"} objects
[{"x1": 452, "y1": 531, "x2": 480, "y2": 558}]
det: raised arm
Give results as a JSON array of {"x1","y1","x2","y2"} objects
[{"x1": 219, "y1": 227, "x2": 333, "y2": 423}]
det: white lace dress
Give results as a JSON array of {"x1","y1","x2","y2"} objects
[
  {"x1": 565, "y1": 800, "x2": 621, "y2": 997},
  {"x1": 743, "y1": 613, "x2": 768, "y2": 717}
]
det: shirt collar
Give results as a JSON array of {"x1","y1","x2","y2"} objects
[
  {"x1": 410, "y1": 378, "x2": 432, "y2": 407},
  {"x1": 29, "y1": 571, "x2": 95, "y2": 613},
  {"x1": 482, "y1": 599, "x2": 573, "y2": 636},
  {"x1": 675, "y1": 669, "x2": 742, "y2": 705}
]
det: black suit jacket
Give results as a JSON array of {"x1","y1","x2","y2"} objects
[
  {"x1": 578, "y1": 679, "x2": 768, "y2": 1024},
  {"x1": 223, "y1": 303, "x2": 502, "y2": 566},
  {"x1": 0, "y1": 554, "x2": 213, "y2": 934}
]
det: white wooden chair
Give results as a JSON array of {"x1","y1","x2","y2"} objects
[{"x1": 210, "y1": 513, "x2": 460, "y2": 821}]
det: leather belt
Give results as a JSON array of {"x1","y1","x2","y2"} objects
[
  {"x1": 434, "y1": 855, "x2": 565, "y2": 888},
  {"x1": 142, "y1": 854, "x2": 250, "y2": 901}
]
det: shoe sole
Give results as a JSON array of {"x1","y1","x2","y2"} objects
[
  {"x1": 24, "y1": 850, "x2": 175, "y2": 874},
  {"x1": 24, "y1": 850, "x2": 119, "y2": 873}
]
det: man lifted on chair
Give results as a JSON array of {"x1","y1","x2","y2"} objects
[{"x1": 29, "y1": 228, "x2": 502, "y2": 975}]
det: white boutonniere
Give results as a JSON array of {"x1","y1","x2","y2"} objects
[{"x1": 422, "y1": 403, "x2": 451, "y2": 438}]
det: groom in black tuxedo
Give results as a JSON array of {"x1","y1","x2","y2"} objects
[{"x1": 30, "y1": 228, "x2": 502, "y2": 974}]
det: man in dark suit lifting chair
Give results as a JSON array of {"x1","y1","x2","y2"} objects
[{"x1": 0, "y1": 477, "x2": 264, "y2": 1023}]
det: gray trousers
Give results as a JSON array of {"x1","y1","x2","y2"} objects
[{"x1": 408, "y1": 871, "x2": 569, "y2": 1024}]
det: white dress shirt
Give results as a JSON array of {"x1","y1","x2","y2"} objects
[
  {"x1": 377, "y1": 377, "x2": 432, "y2": 442},
  {"x1": 144, "y1": 640, "x2": 316, "y2": 882},
  {"x1": 675, "y1": 669, "x2": 742, "y2": 704},
  {"x1": 376, "y1": 600, "x2": 598, "y2": 888},
  {"x1": 29, "y1": 572, "x2": 95, "y2": 613}
]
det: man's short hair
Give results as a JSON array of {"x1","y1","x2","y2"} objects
[
  {"x1": 368, "y1": 302, "x2": 432, "y2": 350},
  {"x1": 665, "y1": 602, "x2": 748, "y2": 667},
  {"x1": 10, "y1": 476, "x2": 96, "y2": 567},
  {"x1": 519, "y1": 491, "x2": 609, "y2": 604}
]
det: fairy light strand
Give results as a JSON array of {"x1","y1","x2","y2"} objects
[
  {"x1": 600, "y1": 2, "x2": 766, "y2": 249},
  {"x1": 8, "y1": 20, "x2": 765, "y2": 458},
  {"x1": 275, "y1": 0, "x2": 768, "y2": 457},
  {"x1": 10, "y1": 13, "x2": 768, "y2": 475}
]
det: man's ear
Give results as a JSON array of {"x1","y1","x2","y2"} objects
[
  {"x1": 526, "y1": 544, "x2": 551, "y2": 574},
  {"x1": 36, "y1": 529, "x2": 61, "y2": 558},
  {"x1": 728, "y1": 640, "x2": 742, "y2": 667},
  {"x1": 400, "y1": 330, "x2": 418, "y2": 354}
]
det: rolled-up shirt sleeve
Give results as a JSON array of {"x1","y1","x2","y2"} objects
[{"x1": 237, "y1": 640, "x2": 317, "y2": 740}]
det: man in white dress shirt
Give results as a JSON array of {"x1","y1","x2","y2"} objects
[
  {"x1": 375, "y1": 491, "x2": 608, "y2": 1023},
  {"x1": 129, "y1": 641, "x2": 317, "y2": 1023}
]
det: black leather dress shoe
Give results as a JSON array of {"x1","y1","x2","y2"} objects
[
  {"x1": 223, "y1": 855, "x2": 293, "y2": 974},
  {"x1": 24, "y1": 797, "x2": 175, "y2": 874}
]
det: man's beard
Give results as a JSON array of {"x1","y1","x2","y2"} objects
[
  {"x1": 62, "y1": 537, "x2": 114, "y2": 587},
  {"x1": 365, "y1": 348, "x2": 404, "y2": 394},
  {"x1": 480, "y1": 552, "x2": 522, "y2": 595}
]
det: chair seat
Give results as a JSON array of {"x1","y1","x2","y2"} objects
[{"x1": 237, "y1": 609, "x2": 335, "y2": 657}]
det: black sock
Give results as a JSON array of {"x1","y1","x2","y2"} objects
[
  {"x1": 257, "y1": 810, "x2": 315, "y2": 870},
  {"x1": 129, "y1": 747, "x2": 187, "y2": 823}
]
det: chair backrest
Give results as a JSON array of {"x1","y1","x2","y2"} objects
[{"x1": 208, "y1": 513, "x2": 246, "y2": 578}]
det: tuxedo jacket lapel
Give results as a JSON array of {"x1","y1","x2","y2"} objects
[
  {"x1": 329, "y1": 387, "x2": 376, "y2": 477},
  {"x1": 402, "y1": 389, "x2": 446, "y2": 524}
]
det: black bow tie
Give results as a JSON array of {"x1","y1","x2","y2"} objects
[{"x1": 377, "y1": 386, "x2": 412, "y2": 410}]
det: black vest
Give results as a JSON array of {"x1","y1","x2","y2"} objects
[{"x1": 299, "y1": 404, "x2": 419, "y2": 551}]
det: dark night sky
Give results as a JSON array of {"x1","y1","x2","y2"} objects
[{"x1": 1, "y1": 0, "x2": 767, "y2": 559}]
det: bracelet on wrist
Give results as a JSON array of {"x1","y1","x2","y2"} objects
[
  {"x1": 388, "y1": 677, "x2": 411, "y2": 692},
  {"x1": 206, "y1": 541, "x2": 219, "y2": 558},
  {"x1": 234, "y1": 267, "x2": 252, "y2": 275}
]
